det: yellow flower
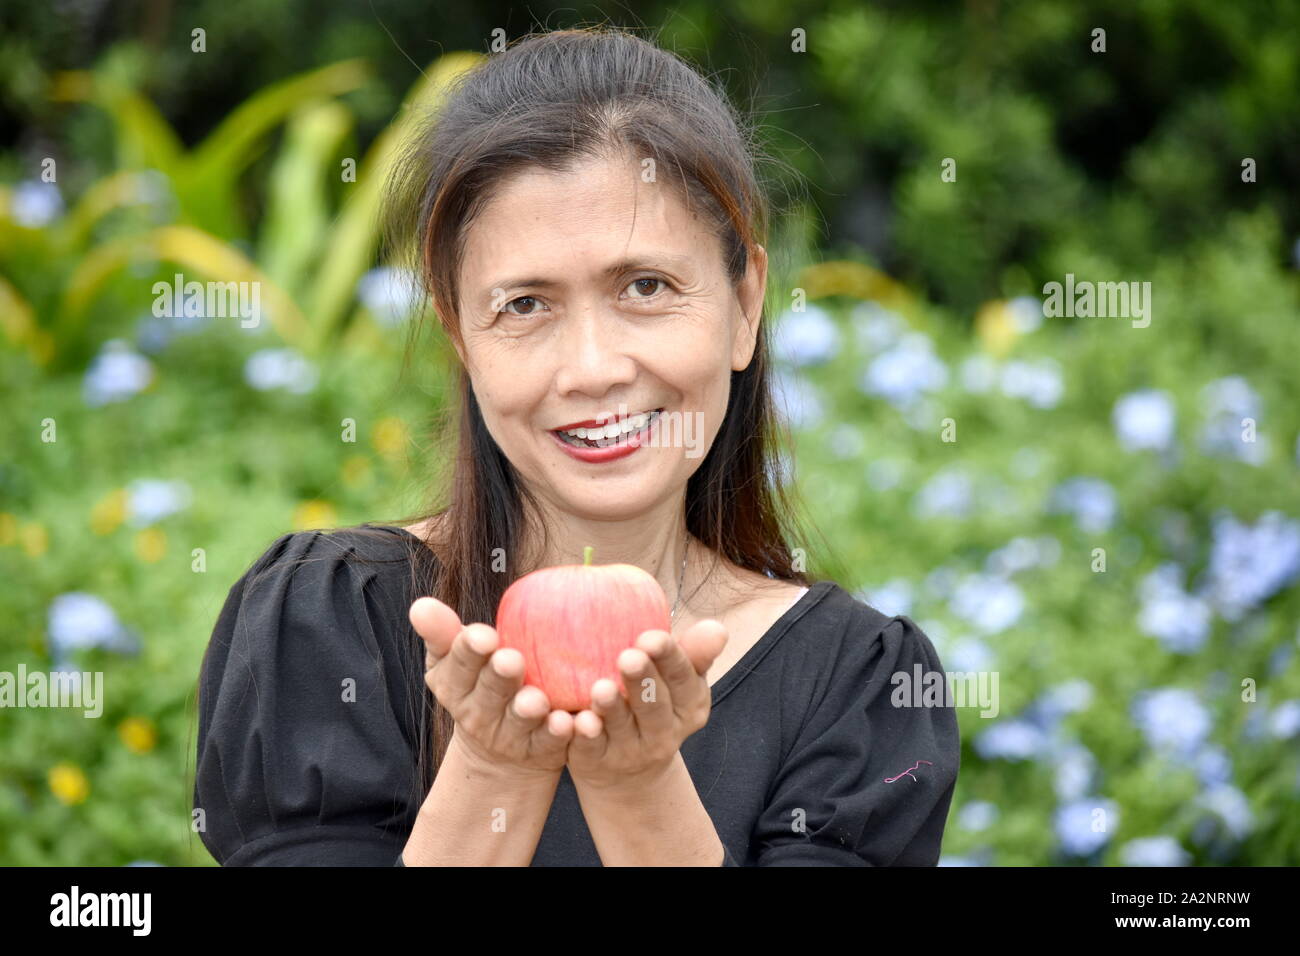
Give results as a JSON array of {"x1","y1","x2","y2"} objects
[
  {"x1": 49, "y1": 763, "x2": 89, "y2": 805},
  {"x1": 340, "y1": 455, "x2": 372, "y2": 488},
  {"x1": 797, "y1": 260, "x2": 914, "y2": 314},
  {"x1": 0, "y1": 512, "x2": 17, "y2": 546},
  {"x1": 975, "y1": 299, "x2": 1019, "y2": 357},
  {"x1": 134, "y1": 528, "x2": 166, "y2": 563},
  {"x1": 91, "y1": 488, "x2": 129, "y2": 535},
  {"x1": 119, "y1": 717, "x2": 157, "y2": 754},
  {"x1": 292, "y1": 500, "x2": 337, "y2": 531},
  {"x1": 20, "y1": 522, "x2": 48, "y2": 557},
  {"x1": 371, "y1": 417, "x2": 408, "y2": 459}
]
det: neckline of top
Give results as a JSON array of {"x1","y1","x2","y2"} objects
[{"x1": 371, "y1": 524, "x2": 839, "y2": 703}]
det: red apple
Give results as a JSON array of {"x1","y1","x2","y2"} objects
[{"x1": 494, "y1": 546, "x2": 671, "y2": 712}]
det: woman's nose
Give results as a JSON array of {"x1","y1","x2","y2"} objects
[{"x1": 553, "y1": 308, "x2": 637, "y2": 395}]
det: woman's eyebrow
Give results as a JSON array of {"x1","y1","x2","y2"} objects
[{"x1": 482, "y1": 254, "x2": 695, "y2": 300}]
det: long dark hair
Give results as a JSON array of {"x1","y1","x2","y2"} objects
[{"x1": 226, "y1": 26, "x2": 836, "y2": 816}]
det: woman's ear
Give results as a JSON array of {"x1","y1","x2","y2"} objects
[
  {"x1": 447, "y1": 310, "x2": 468, "y2": 367},
  {"x1": 731, "y1": 243, "x2": 768, "y2": 372}
]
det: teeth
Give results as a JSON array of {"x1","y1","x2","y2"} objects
[{"x1": 557, "y1": 410, "x2": 661, "y2": 448}]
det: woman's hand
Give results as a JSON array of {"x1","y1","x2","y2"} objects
[
  {"x1": 566, "y1": 620, "x2": 729, "y2": 790},
  {"x1": 409, "y1": 596, "x2": 575, "y2": 778}
]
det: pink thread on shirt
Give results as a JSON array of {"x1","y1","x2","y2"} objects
[{"x1": 884, "y1": 759, "x2": 933, "y2": 783}]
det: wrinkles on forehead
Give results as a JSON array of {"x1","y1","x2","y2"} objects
[{"x1": 453, "y1": 153, "x2": 727, "y2": 327}]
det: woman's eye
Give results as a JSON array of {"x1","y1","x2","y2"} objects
[
  {"x1": 502, "y1": 296, "x2": 543, "y2": 316},
  {"x1": 626, "y1": 277, "x2": 665, "y2": 299}
]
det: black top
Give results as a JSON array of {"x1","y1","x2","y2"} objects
[{"x1": 194, "y1": 525, "x2": 960, "y2": 866}]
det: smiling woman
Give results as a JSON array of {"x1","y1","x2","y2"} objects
[{"x1": 193, "y1": 25, "x2": 959, "y2": 867}]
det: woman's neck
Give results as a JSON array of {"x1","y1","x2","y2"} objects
[{"x1": 519, "y1": 499, "x2": 703, "y2": 619}]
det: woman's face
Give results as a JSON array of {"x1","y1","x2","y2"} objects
[{"x1": 453, "y1": 151, "x2": 766, "y2": 523}]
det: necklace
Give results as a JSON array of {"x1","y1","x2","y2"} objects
[{"x1": 669, "y1": 545, "x2": 688, "y2": 624}]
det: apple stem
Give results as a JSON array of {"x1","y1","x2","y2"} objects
[{"x1": 583, "y1": 545, "x2": 593, "y2": 566}]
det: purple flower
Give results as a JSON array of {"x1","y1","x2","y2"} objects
[
  {"x1": 1193, "y1": 745, "x2": 1233, "y2": 788},
  {"x1": 772, "y1": 304, "x2": 840, "y2": 367},
  {"x1": 1269, "y1": 643, "x2": 1294, "y2": 676},
  {"x1": 46, "y1": 593, "x2": 141, "y2": 659},
  {"x1": 770, "y1": 368, "x2": 824, "y2": 429},
  {"x1": 244, "y1": 348, "x2": 318, "y2": 394},
  {"x1": 1052, "y1": 744, "x2": 1097, "y2": 801},
  {"x1": 126, "y1": 479, "x2": 192, "y2": 527},
  {"x1": 985, "y1": 535, "x2": 1061, "y2": 576},
  {"x1": 950, "y1": 573, "x2": 1024, "y2": 634},
  {"x1": 1269, "y1": 700, "x2": 1300, "y2": 738},
  {"x1": 859, "y1": 332, "x2": 948, "y2": 408},
  {"x1": 851, "y1": 302, "x2": 906, "y2": 351},
  {"x1": 1201, "y1": 510, "x2": 1300, "y2": 620},
  {"x1": 924, "y1": 565, "x2": 959, "y2": 598},
  {"x1": 1113, "y1": 389, "x2": 1176, "y2": 452},
  {"x1": 11, "y1": 180, "x2": 64, "y2": 227},
  {"x1": 957, "y1": 801, "x2": 999, "y2": 832},
  {"x1": 1009, "y1": 295, "x2": 1044, "y2": 333},
  {"x1": 1029, "y1": 680, "x2": 1095, "y2": 731},
  {"x1": 913, "y1": 467, "x2": 973, "y2": 519},
  {"x1": 357, "y1": 266, "x2": 421, "y2": 326},
  {"x1": 134, "y1": 313, "x2": 174, "y2": 353},
  {"x1": 858, "y1": 579, "x2": 914, "y2": 617},
  {"x1": 999, "y1": 358, "x2": 1064, "y2": 409},
  {"x1": 1050, "y1": 477, "x2": 1117, "y2": 533},
  {"x1": 1199, "y1": 376, "x2": 1268, "y2": 465},
  {"x1": 1119, "y1": 836, "x2": 1190, "y2": 867},
  {"x1": 1137, "y1": 564, "x2": 1212, "y2": 653},
  {"x1": 1131, "y1": 687, "x2": 1211, "y2": 759},
  {"x1": 83, "y1": 340, "x2": 154, "y2": 406},
  {"x1": 1055, "y1": 798, "x2": 1119, "y2": 857},
  {"x1": 1243, "y1": 699, "x2": 1270, "y2": 742},
  {"x1": 948, "y1": 638, "x2": 994, "y2": 672},
  {"x1": 974, "y1": 720, "x2": 1046, "y2": 761},
  {"x1": 1192, "y1": 785, "x2": 1253, "y2": 842}
]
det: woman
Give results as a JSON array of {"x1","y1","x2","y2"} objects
[{"x1": 194, "y1": 26, "x2": 960, "y2": 866}]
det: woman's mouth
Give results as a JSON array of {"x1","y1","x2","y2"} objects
[{"x1": 552, "y1": 408, "x2": 664, "y2": 449}]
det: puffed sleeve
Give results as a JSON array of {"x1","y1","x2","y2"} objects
[
  {"x1": 738, "y1": 612, "x2": 960, "y2": 866},
  {"x1": 194, "y1": 530, "x2": 420, "y2": 866}
]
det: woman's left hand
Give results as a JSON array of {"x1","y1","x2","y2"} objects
[{"x1": 566, "y1": 620, "x2": 729, "y2": 790}]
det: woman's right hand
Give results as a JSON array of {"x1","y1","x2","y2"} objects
[{"x1": 409, "y1": 596, "x2": 575, "y2": 777}]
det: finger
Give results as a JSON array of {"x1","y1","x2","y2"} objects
[
  {"x1": 542, "y1": 708, "x2": 576, "y2": 741},
  {"x1": 500, "y1": 683, "x2": 556, "y2": 739},
  {"x1": 569, "y1": 709, "x2": 607, "y2": 756},
  {"x1": 677, "y1": 619, "x2": 729, "y2": 676},
  {"x1": 470, "y1": 646, "x2": 529, "y2": 714},
  {"x1": 525, "y1": 704, "x2": 575, "y2": 758},
  {"x1": 409, "y1": 597, "x2": 464, "y2": 664},
  {"x1": 434, "y1": 623, "x2": 499, "y2": 705},
  {"x1": 618, "y1": 645, "x2": 674, "y2": 734},
  {"x1": 635, "y1": 629, "x2": 699, "y2": 694},
  {"x1": 588, "y1": 677, "x2": 636, "y2": 741}
]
